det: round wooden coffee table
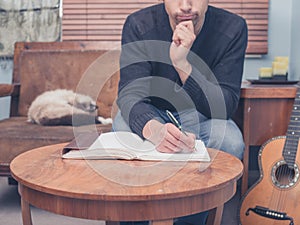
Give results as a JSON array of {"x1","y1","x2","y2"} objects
[{"x1": 10, "y1": 143, "x2": 243, "y2": 225}]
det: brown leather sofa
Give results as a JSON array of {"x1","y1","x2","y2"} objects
[{"x1": 0, "y1": 41, "x2": 121, "y2": 178}]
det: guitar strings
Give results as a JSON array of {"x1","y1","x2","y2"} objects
[{"x1": 275, "y1": 94, "x2": 300, "y2": 214}]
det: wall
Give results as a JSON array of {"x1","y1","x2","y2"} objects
[
  {"x1": 290, "y1": 0, "x2": 300, "y2": 80},
  {"x1": 243, "y1": 0, "x2": 294, "y2": 80}
]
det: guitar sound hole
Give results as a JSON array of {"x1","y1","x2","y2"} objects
[
  {"x1": 272, "y1": 161, "x2": 299, "y2": 189},
  {"x1": 275, "y1": 164, "x2": 295, "y2": 184}
]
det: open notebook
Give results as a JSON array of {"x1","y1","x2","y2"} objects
[{"x1": 62, "y1": 131, "x2": 210, "y2": 162}]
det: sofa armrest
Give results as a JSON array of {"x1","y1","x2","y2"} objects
[{"x1": 0, "y1": 83, "x2": 20, "y2": 97}]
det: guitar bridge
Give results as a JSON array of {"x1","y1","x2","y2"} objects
[{"x1": 246, "y1": 206, "x2": 294, "y2": 225}]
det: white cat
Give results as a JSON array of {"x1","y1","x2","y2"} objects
[{"x1": 27, "y1": 89, "x2": 112, "y2": 126}]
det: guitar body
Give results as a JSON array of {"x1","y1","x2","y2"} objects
[{"x1": 239, "y1": 136, "x2": 300, "y2": 225}]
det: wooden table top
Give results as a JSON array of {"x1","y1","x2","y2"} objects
[
  {"x1": 241, "y1": 81, "x2": 298, "y2": 98},
  {"x1": 10, "y1": 143, "x2": 243, "y2": 202}
]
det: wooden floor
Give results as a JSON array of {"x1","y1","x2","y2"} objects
[{"x1": 0, "y1": 173, "x2": 259, "y2": 225}]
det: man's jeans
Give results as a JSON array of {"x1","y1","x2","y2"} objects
[
  {"x1": 113, "y1": 110, "x2": 244, "y2": 160},
  {"x1": 112, "y1": 110, "x2": 244, "y2": 225}
]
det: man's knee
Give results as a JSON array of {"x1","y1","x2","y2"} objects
[
  {"x1": 112, "y1": 111, "x2": 132, "y2": 132},
  {"x1": 204, "y1": 119, "x2": 244, "y2": 160},
  {"x1": 220, "y1": 130, "x2": 244, "y2": 160}
]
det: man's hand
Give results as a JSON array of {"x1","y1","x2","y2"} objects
[
  {"x1": 170, "y1": 20, "x2": 195, "y2": 83},
  {"x1": 142, "y1": 119, "x2": 196, "y2": 153}
]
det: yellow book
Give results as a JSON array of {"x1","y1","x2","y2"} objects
[
  {"x1": 273, "y1": 56, "x2": 289, "y2": 76},
  {"x1": 259, "y1": 67, "x2": 273, "y2": 79},
  {"x1": 272, "y1": 62, "x2": 287, "y2": 76}
]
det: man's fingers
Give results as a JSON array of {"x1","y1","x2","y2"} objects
[
  {"x1": 176, "y1": 20, "x2": 194, "y2": 33},
  {"x1": 165, "y1": 123, "x2": 196, "y2": 152},
  {"x1": 156, "y1": 133, "x2": 182, "y2": 153},
  {"x1": 172, "y1": 23, "x2": 195, "y2": 48}
]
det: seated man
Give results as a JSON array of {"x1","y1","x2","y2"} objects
[{"x1": 113, "y1": 0, "x2": 247, "y2": 224}]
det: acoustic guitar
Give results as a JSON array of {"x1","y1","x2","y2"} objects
[{"x1": 238, "y1": 87, "x2": 300, "y2": 225}]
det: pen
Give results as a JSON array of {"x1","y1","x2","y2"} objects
[{"x1": 166, "y1": 110, "x2": 188, "y2": 136}]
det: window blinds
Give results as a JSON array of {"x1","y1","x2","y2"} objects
[{"x1": 62, "y1": 0, "x2": 269, "y2": 54}]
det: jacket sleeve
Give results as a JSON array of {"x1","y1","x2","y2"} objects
[
  {"x1": 117, "y1": 15, "x2": 163, "y2": 138},
  {"x1": 182, "y1": 18, "x2": 248, "y2": 119}
]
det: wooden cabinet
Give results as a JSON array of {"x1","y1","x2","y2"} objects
[{"x1": 234, "y1": 82, "x2": 298, "y2": 194}]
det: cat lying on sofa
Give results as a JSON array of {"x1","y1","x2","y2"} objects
[{"x1": 27, "y1": 89, "x2": 112, "y2": 126}]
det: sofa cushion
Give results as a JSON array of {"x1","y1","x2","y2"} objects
[{"x1": 0, "y1": 117, "x2": 112, "y2": 165}]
